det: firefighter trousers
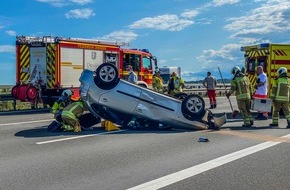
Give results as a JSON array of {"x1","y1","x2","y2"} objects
[
  {"x1": 237, "y1": 99, "x2": 253, "y2": 125},
  {"x1": 271, "y1": 102, "x2": 290, "y2": 125},
  {"x1": 62, "y1": 115, "x2": 81, "y2": 132}
]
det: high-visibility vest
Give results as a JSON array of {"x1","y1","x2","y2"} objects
[
  {"x1": 50, "y1": 98, "x2": 70, "y2": 115},
  {"x1": 271, "y1": 77, "x2": 289, "y2": 102},
  {"x1": 230, "y1": 75, "x2": 252, "y2": 100},
  {"x1": 152, "y1": 75, "x2": 164, "y2": 92},
  {"x1": 62, "y1": 101, "x2": 86, "y2": 120}
]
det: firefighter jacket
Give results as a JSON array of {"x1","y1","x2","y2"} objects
[
  {"x1": 229, "y1": 74, "x2": 253, "y2": 100},
  {"x1": 62, "y1": 101, "x2": 87, "y2": 120},
  {"x1": 168, "y1": 76, "x2": 185, "y2": 93},
  {"x1": 270, "y1": 77, "x2": 290, "y2": 103},
  {"x1": 152, "y1": 74, "x2": 164, "y2": 93},
  {"x1": 50, "y1": 97, "x2": 71, "y2": 115}
]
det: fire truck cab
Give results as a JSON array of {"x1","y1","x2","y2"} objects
[
  {"x1": 241, "y1": 43, "x2": 290, "y2": 96},
  {"x1": 12, "y1": 36, "x2": 158, "y2": 107}
]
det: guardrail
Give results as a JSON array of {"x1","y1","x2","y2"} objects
[{"x1": 0, "y1": 94, "x2": 16, "y2": 111}]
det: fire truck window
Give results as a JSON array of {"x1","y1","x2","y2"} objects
[
  {"x1": 247, "y1": 59, "x2": 255, "y2": 72},
  {"x1": 142, "y1": 56, "x2": 151, "y2": 70},
  {"x1": 257, "y1": 58, "x2": 266, "y2": 71},
  {"x1": 130, "y1": 54, "x2": 141, "y2": 71}
]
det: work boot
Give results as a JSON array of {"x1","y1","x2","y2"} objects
[{"x1": 242, "y1": 123, "x2": 252, "y2": 127}]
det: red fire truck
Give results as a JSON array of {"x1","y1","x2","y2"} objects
[{"x1": 12, "y1": 36, "x2": 158, "y2": 107}]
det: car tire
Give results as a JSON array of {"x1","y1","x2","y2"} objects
[
  {"x1": 181, "y1": 94, "x2": 205, "y2": 120},
  {"x1": 94, "y1": 63, "x2": 119, "y2": 90},
  {"x1": 174, "y1": 92, "x2": 188, "y2": 100}
]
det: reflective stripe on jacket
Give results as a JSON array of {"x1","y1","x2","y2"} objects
[
  {"x1": 230, "y1": 75, "x2": 252, "y2": 100},
  {"x1": 62, "y1": 101, "x2": 86, "y2": 120},
  {"x1": 270, "y1": 77, "x2": 290, "y2": 102},
  {"x1": 50, "y1": 98, "x2": 70, "y2": 115}
]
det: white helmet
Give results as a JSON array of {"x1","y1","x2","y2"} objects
[
  {"x1": 277, "y1": 67, "x2": 287, "y2": 76},
  {"x1": 62, "y1": 89, "x2": 73, "y2": 97},
  {"x1": 231, "y1": 66, "x2": 241, "y2": 76}
]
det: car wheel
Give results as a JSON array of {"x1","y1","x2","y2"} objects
[
  {"x1": 181, "y1": 94, "x2": 205, "y2": 120},
  {"x1": 94, "y1": 63, "x2": 119, "y2": 90},
  {"x1": 174, "y1": 92, "x2": 188, "y2": 100}
]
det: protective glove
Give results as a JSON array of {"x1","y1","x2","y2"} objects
[{"x1": 226, "y1": 93, "x2": 231, "y2": 99}]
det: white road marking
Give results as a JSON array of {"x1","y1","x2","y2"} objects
[
  {"x1": 128, "y1": 134, "x2": 290, "y2": 190},
  {"x1": 36, "y1": 130, "x2": 128, "y2": 144},
  {"x1": 0, "y1": 119, "x2": 53, "y2": 127}
]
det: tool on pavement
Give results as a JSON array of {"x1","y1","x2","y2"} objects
[{"x1": 218, "y1": 67, "x2": 239, "y2": 118}]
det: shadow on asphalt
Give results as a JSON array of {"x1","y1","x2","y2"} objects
[{"x1": 14, "y1": 125, "x2": 191, "y2": 138}]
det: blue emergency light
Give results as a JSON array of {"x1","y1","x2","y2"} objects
[{"x1": 258, "y1": 43, "x2": 269, "y2": 48}]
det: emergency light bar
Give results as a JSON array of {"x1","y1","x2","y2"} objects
[{"x1": 258, "y1": 43, "x2": 270, "y2": 48}]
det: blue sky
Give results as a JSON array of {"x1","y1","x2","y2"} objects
[{"x1": 1, "y1": 0, "x2": 290, "y2": 85}]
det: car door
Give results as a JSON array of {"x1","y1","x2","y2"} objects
[
  {"x1": 134, "y1": 89, "x2": 180, "y2": 122},
  {"x1": 98, "y1": 81, "x2": 142, "y2": 114}
]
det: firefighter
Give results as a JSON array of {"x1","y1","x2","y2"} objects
[
  {"x1": 226, "y1": 66, "x2": 254, "y2": 127},
  {"x1": 47, "y1": 89, "x2": 73, "y2": 132},
  {"x1": 269, "y1": 67, "x2": 290, "y2": 128},
  {"x1": 51, "y1": 90, "x2": 73, "y2": 119},
  {"x1": 167, "y1": 71, "x2": 185, "y2": 96},
  {"x1": 152, "y1": 69, "x2": 164, "y2": 93},
  {"x1": 61, "y1": 99, "x2": 87, "y2": 132}
]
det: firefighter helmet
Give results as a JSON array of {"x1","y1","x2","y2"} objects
[
  {"x1": 277, "y1": 67, "x2": 287, "y2": 76},
  {"x1": 231, "y1": 66, "x2": 241, "y2": 76},
  {"x1": 62, "y1": 89, "x2": 73, "y2": 97},
  {"x1": 155, "y1": 69, "x2": 160, "y2": 74}
]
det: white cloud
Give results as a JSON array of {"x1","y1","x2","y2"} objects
[
  {"x1": 36, "y1": 0, "x2": 92, "y2": 7},
  {"x1": 225, "y1": 0, "x2": 290, "y2": 39},
  {"x1": 97, "y1": 30, "x2": 138, "y2": 44},
  {"x1": 65, "y1": 8, "x2": 95, "y2": 19},
  {"x1": 129, "y1": 14, "x2": 194, "y2": 31},
  {"x1": 0, "y1": 45, "x2": 15, "y2": 53},
  {"x1": 197, "y1": 43, "x2": 241, "y2": 63},
  {"x1": 212, "y1": 0, "x2": 240, "y2": 7},
  {"x1": 181, "y1": 10, "x2": 199, "y2": 19},
  {"x1": 69, "y1": 0, "x2": 92, "y2": 5},
  {"x1": 6, "y1": 30, "x2": 16, "y2": 36},
  {"x1": 36, "y1": 0, "x2": 67, "y2": 7}
]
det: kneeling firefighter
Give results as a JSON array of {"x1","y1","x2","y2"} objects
[
  {"x1": 47, "y1": 89, "x2": 73, "y2": 132},
  {"x1": 61, "y1": 99, "x2": 87, "y2": 132}
]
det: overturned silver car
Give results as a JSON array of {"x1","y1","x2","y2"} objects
[{"x1": 79, "y1": 63, "x2": 226, "y2": 130}]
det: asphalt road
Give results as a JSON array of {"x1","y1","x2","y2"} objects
[{"x1": 0, "y1": 97, "x2": 289, "y2": 190}]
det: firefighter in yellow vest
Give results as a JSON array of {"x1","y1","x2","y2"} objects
[
  {"x1": 167, "y1": 71, "x2": 185, "y2": 96},
  {"x1": 152, "y1": 69, "x2": 164, "y2": 93},
  {"x1": 47, "y1": 89, "x2": 73, "y2": 132},
  {"x1": 51, "y1": 89, "x2": 73, "y2": 120},
  {"x1": 226, "y1": 66, "x2": 254, "y2": 127},
  {"x1": 269, "y1": 67, "x2": 290, "y2": 128},
  {"x1": 61, "y1": 99, "x2": 87, "y2": 132}
]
